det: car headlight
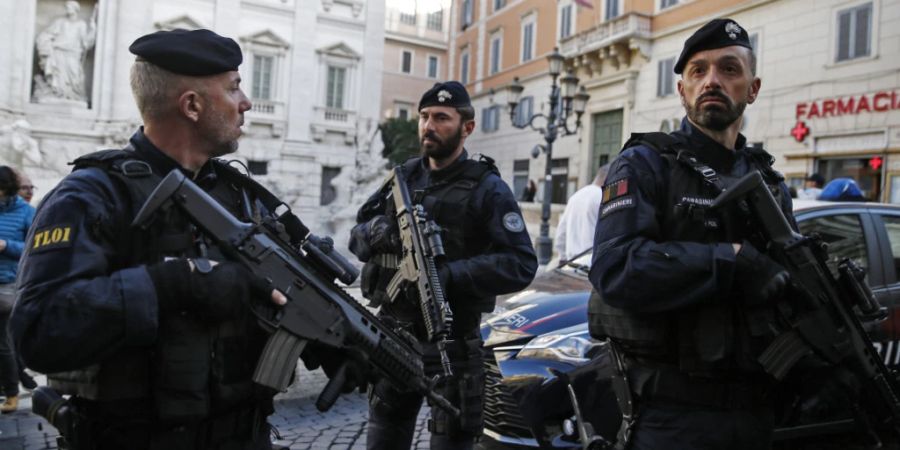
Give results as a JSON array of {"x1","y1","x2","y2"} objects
[{"x1": 516, "y1": 330, "x2": 602, "y2": 364}]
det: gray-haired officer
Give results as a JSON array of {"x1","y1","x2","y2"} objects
[
  {"x1": 589, "y1": 18, "x2": 795, "y2": 450},
  {"x1": 349, "y1": 81, "x2": 538, "y2": 450},
  {"x1": 12, "y1": 29, "x2": 288, "y2": 450}
]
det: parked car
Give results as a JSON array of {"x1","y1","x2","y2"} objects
[{"x1": 479, "y1": 200, "x2": 900, "y2": 448}]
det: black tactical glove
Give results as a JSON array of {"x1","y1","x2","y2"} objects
[
  {"x1": 301, "y1": 343, "x2": 369, "y2": 394},
  {"x1": 367, "y1": 215, "x2": 401, "y2": 255},
  {"x1": 148, "y1": 259, "x2": 272, "y2": 321},
  {"x1": 734, "y1": 241, "x2": 791, "y2": 305}
]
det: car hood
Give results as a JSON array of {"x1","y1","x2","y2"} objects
[{"x1": 482, "y1": 289, "x2": 590, "y2": 347}]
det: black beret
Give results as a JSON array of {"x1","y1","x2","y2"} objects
[
  {"x1": 674, "y1": 18, "x2": 752, "y2": 74},
  {"x1": 418, "y1": 81, "x2": 472, "y2": 111},
  {"x1": 129, "y1": 29, "x2": 242, "y2": 76}
]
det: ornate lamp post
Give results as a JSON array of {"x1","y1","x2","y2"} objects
[{"x1": 506, "y1": 47, "x2": 590, "y2": 265}]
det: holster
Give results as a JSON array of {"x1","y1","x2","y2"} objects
[{"x1": 426, "y1": 336, "x2": 485, "y2": 439}]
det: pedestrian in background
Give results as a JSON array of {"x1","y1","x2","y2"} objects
[
  {"x1": 554, "y1": 163, "x2": 609, "y2": 262},
  {"x1": 16, "y1": 171, "x2": 35, "y2": 204},
  {"x1": 522, "y1": 179, "x2": 537, "y2": 202},
  {"x1": 797, "y1": 173, "x2": 825, "y2": 200},
  {"x1": 0, "y1": 165, "x2": 35, "y2": 413}
]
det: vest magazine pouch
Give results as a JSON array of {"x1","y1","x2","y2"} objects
[
  {"x1": 589, "y1": 290, "x2": 668, "y2": 356},
  {"x1": 152, "y1": 315, "x2": 210, "y2": 422}
]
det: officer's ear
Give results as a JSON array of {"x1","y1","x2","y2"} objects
[
  {"x1": 462, "y1": 119, "x2": 475, "y2": 138},
  {"x1": 178, "y1": 90, "x2": 204, "y2": 122},
  {"x1": 747, "y1": 77, "x2": 761, "y2": 104}
]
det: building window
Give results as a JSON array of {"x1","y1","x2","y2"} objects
[
  {"x1": 551, "y1": 158, "x2": 569, "y2": 204},
  {"x1": 247, "y1": 160, "x2": 268, "y2": 175},
  {"x1": 427, "y1": 55, "x2": 439, "y2": 78},
  {"x1": 490, "y1": 33, "x2": 502, "y2": 75},
  {"x1": 401, "y1": 50, "x2": 413, "y2": 74},
  {"x1": 657, "y1": 57, "x2": 675, "y2": 97},
  {"x1": 836, "y1": 2, "x2": 872, "y2": 62},
  {"x1": 659, "y1": 0, "x2": 678, "y2": 9},
  {"x1": 252, "y1": 54, "x2": 274, "y2": 100},
  {"x1": 605, "y1": 0, "x2": 620, "y2": 20},
  {"x1": 398, "y1": 108, "x2": 409, "y2": 121},
  {"x1": 427, "y1": 9, "x2": 443, "y2": 31},
  {"x1": 461, "y1": 0, "x2": 473, "y2": 28},
  {"x1": 326, "y1": 65, "x2": 346, "y2": 109},
  {"x1": 521, "y1": 16, "x2": 536, "y2": 62},
  {"x1": 320, "y1": 167, "x2": 341, "y2": 206},
  {"x1": 515, "y1": 96, "x2": 533, "y2": 127},
  {"x1": 460, "y1": 50, "x2": 470, "y2": 84},
  {"x1": 494, "y1": 0, "x2": 505, "y2": 12},
  {"x1": 400, "y1": 10, "x2": 417, "y2": 25},
  {"x1": 513, "y1": 159, "x2": 530, "y2": 199},
  {"x1": 481, "y1": 105, "x2": 501, "y2": 132},
  {"x1": 559, "y1": 4, "x2": 573, "y2": 39}
]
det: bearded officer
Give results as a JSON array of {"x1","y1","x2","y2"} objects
[
  {"x1": 349, "y1": 81, "x2": 538, "y2": 450},
  {"x1": 11, "y1": 29, "x2": 290, "y2": 450},
  {"x1": 588, "y1": 18, "x2": 796, "y2": 450}
]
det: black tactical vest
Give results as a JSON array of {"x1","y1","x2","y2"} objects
[
  {"x1": 47, "y1": 149, "x2": 271, "y2": 422},
  {"x1": 590, "y1": 133, "x2": 789, "y2": 374},
  {"x1": 370, "y1": 156, "x2": 499, "y2": 334}
]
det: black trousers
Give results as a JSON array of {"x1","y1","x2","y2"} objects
[
  {"x1": 629, "y1": 400, "x2": 775, "y2": 450},
  {"x1": 0, "y1": 309, "x2": 19, "y2": 397}
]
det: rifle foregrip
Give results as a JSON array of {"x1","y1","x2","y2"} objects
[
  {"x1": 316, "y1": 362, "x2": 347, "y2": 412},
  {"x1": 253, "y1": 328, "x2": 308, "y2": 391}
]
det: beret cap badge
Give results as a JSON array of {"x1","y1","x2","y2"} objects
[
  {"x1": 437, "y1": 90, "x2": 452, "y2": 103},
  {"x1": 725, "y1": 22, "x2": 742, "y2": 40}
]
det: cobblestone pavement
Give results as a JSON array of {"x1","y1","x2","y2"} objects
[{"x1": 0, "y1": 367, "x2": 439, "y2": 450}]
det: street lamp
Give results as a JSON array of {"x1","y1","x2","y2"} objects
[{"x1": 506, "y1": 47, "x2": 590, "y2": 265}]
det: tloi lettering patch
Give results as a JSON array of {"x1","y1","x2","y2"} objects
[
  {"x1": 602, "y1": 178, "x2": 630, "y2": 203},
  {"x1": 31, "y1": 225, "x2": 74, "y2": 253},
  {"x1": 600, "y1": 196, "x2": 635, "y2": 218}
]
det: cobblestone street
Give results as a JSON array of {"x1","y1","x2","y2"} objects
[{"x1": 0, "y1": 366, "x2": 439, "y2": 450}]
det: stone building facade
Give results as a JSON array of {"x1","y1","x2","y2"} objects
[{"x1": 0, "y1": 0, "x2": 385, "y2": 232}]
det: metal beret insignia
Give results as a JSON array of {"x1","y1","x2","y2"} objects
[
  {"x1": 502, "y1": 212, "x2": 525, "y2": 233},
  {"x1": 437, "y1": 90, "x2": 452, "y2": 103},
  {"x1": 725, "y1": 22, "x2": 742, "y2": 40}
]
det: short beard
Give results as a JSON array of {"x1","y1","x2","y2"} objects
[
  {"x1": 684, "y1": 91, "x2": 746, "y2": 131},
  {"x1": 421, "y1": 125, "x2": 463, "y2": 161},
  {"x1": 199, "y1": 108, "x2": 241, "y2": 157}
]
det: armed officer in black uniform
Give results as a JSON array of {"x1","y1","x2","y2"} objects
[
  {"x1": 349, "y1": 81, "x2": 538, "y2": 450},
  {"x1": 588, "y1": 19, "x2": 795, "y2": 450},
  {"x1": 11, "y1": 29, "x2": 290, "y2": 450}
]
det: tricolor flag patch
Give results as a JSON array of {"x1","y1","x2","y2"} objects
[{"x1": 602, "y1": 178, "x2": 630, "y2": 203}]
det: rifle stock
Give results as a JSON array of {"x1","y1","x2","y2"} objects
[
  {"x1": 133, "y1": 169, "x2": 460, "y2": 417},
  {"x1": 711, "y1": 171, "x2": 900, "y2": 441}
]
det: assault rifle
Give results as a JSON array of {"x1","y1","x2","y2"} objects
[
  {"x1": 378, "y1": 166, "x2": 454, "y2": 378},
  {"x1": 133, "y1": 170, "x2": 460, "y2": 417},
  {"x1": 711, "y1": 171, "x2": 900, "y2": 444}
]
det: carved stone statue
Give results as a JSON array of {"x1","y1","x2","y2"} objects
[
  {"x1": 326, "y1": 125, "x2": 390, "y2": 245},
  {"x1": 0, "y1": 120, "x2": 42, "y2": 168},
  {"x1": 33, "y1": 1, "x2": 97, "y2": 103}
]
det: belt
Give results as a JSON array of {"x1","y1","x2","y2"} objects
[{"x1": 630, "y1": 364, "x2": 773, "y2": 410}]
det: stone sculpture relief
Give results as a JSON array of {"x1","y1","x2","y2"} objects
[{"x1": 33, "y1": 1, "x2": 97, "y2": 104}]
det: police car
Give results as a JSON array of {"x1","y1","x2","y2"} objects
[{"x1": 479, "y1": 200, "x2": 900, "y2": 449}]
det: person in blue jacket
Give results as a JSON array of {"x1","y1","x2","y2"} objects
[
  {"x1": 0, "y1": 165, "x2": 35, "y2": 413},
  {"x1": 588, "y1": 18, "x2": 796, "y2": 450},
  {"x1": 10, "y1": 30, "x2": 289, "y2": 450}
]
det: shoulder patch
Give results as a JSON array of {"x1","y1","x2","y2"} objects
[
  {"x1": 502, "y1": 212, "x2": 526, "y2": 233},
  {"x1": 602, "y1": 178, "x2": 630, "y2": 203},
  {"x1": 600, "y1": 195, "x2": 635, "y2": 218},
  {"x1": 30, "y1": 224, "x2": 75, "y2": 253}
]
